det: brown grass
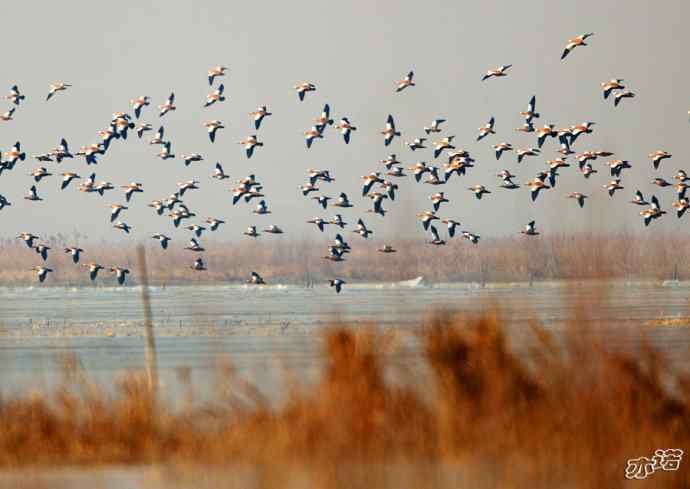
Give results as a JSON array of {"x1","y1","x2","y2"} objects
[
  {"x1": 0, "y1": 301, "x2": 688, "y2": 487},
  {"x1": 2, "y1": 231, "x2": 690, "y2": 285}
]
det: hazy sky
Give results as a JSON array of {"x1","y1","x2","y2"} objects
[{"x1": 0, "y1": 0, "x2": 689, "y2": 244}]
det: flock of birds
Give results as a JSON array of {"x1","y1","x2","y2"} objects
[{"x1": 3, "y1": 33, "x2": 688, "y2": 292}]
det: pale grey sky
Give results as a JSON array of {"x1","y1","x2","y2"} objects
[{"x1": 0, "y1": 0, "x2": 688, "y2": 244}]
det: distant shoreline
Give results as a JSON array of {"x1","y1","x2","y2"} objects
[
  {"x1": 0, "y1": 277, "x2": 687, "y2": 289},
  {"x1": 1, "y1": 232, "x2": 689, "y2": 286}
]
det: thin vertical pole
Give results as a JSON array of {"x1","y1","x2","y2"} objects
[{"x1": 137, "y1": 245, "x2": 157, "y2": 396}]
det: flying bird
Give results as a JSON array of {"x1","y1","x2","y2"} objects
[
  {"x1": 34, "y1": 244, "x2": 50, "y2": 261},
  {"x1": 526, "y1": 178, "x2": 550, "y2": 202},
  {"x1": 482, "y1": 65, "x2": 512, "y2": 81},
  {"x1": 304, "y1": 126, "x2": 324, "y2": 148},
  {"x1": 239, "y1": 135, "x2": 263, "y2": 158},
  {"x1": 329, "y1": 214, "x2": 347, "y2": 229},
  {"x1": 353, "y1": 219, "x2": 373, "y2": 238},
  {"x1": 462, "y1": 231, "x2": 481, "y2": 244},
  {"x1": 61, "y1": 172, "x2": 80, "y2": 190},
  {"x1": 46, "y1": 82, "x2": 71, "y2": 101},
  {"x1": 206, "y1": 218, "x2": 225, "y2": 231},
  {"x1": 18, "y1": 232, "x2": 39, "y2": 248},
  {"x1": 247, "y1": 271, "x2": 266, "y2": 285},
  {"x1": 212, "y1": 162, "x2": 229, "y2": 180},
  {"x1": 30, "y1": 167, "x2": 52, "y2": 182},
  {"x1": 294, "y1": 82, "x2": 316, "y2": 101},
  {"x1": 185, "y1": 238, "x2": 205, "y2": 252},
  {"x1": 187, "y1": 224, "x2": 207, "y2": 238},
  {"x1": 315, "y1": 104, "x2": 334, "y2": 127},
  {"x1": 442, "y1": 219, "x2": 460, "y2": 238},
  {"x1": 253, "y1": 199, "x2": 271, "y2": 215},
  {"x1": 136, "y1": 123, "x2": 153, "y2": 138},
  {"x1": 204, "y1": 84, "x2": 225, "y2": 107},
  {"x1": 493, "y1": 143, "x2": 513, "y2": 160},
  {"x1": 307, "y1": 218, "x2": 328, "y2": 232},
  {"x1": 84, "y1": 263, "x2": 104, "y2": 281},
  {"x1": 607, "y1": 159, "x2": 631, "y2": 177},
  {"x1": 649, "y1": 150, "x2": 672, "y2": 170},
  {"x1": 433, "y1": 137, "x2": 455, "y2": 158},
  {"x1": 406, "y1": 138, "x2": 427, "y2": 151},
  {"x1": 110, "y1": 204, "x2": 129, "y2": 222},
  {"x1": 312, "y1": 195, "x2": 331, "y2": 209},
  {"x1": 424, "y1": 119, "x2": 445, "y2": 134},
  {"x1": 427, "y1": 225, "x2": 445, "y2": 246},
  {"x1": 613, "y1": 91, "x2": 635, "y2": 107},
  {"x1": 361, "y1": 173, "x2": 383, "y2": 196},
  {"x1": 520, "y1": 96, "x2": 540, "y2": 123},
  {"x1": 158, "y1": 92, "x2": 176, "y2": 117},
  {"x1": 336, "y1": 117, "x2": 357, "y2": 144},
  {"x1": 601, "y1": 79, "x2": 625, "y2": 99},
  {"x1": 264, "y1": 225, "x2": 284, "y2": 235},
  {"x1": 603, "y1": 179, "x2": 624, "y2": 197},
  {"x1": 329, "y1": 279, "x2": 346, "y2": 294},
  {"x1": 130, "y1": 96, "x2": 151, "y2": 118},
  {"x1": 110, "y1": 267, "x2": 130, "y2": 285},
  {"x1": 417, "y1": 211, "x2": 439, "y2": 231},
  {"x1": 182, "y1": 153, "x2": 203, "y2": 167},
  {"x1": 521, "y1": 220, "x2": 539, "y2": 236},
  {"x1": 191, "y1": 257, "x2": 207, "y2": 271},
  {"x1": 250, "y1": 106, "x2": 272, "y2": 129},
  {"x1": 333, "y1": 192, "x2": 353, "y2": 208},
  {"x1": 561, "y1": 33, "x2": 594, "y2": 60},
  {"x1": 567, "y1": 192, "x2": 588, "y2": 208},
  {"x1": 7, "y1": 85, "x2": 25, "y2": 105},
  {"x1": 536, "y1": 125, "x2": 556, "y2": 148},
  {"x1": 477, "y1": 117, "x2": 495, "y2": 141},
  {"x1": 204, "y1": 120, "x2": 225, "y2": 142},
  {"x1": 25, "y1": 185, "x2": 42, "y2": 201},
  {"x1": 208, "y1": 66, "x2": 228, "y2": 85},
  {"x1": 631, "y1": 190, "x2": 649, "y2": 206},
  {"x1": 31, "y1": 266, "x2": 53, "y2": 283},
  {"x1": 113, "y1": 221, "x2": 132, "y2": 234},
  {"x1": 640, "y1": 196, "x2": 666, "y2": 226},
  {"x1": 64, "y1": 247, "x2": 84, "y2": 263},
  {"x1": 152, "y1": 234, "x2": 171, "y2": 250},
  {"x1": 149, "y1": 126, "x2": 165, "y2": 145},
  {"x1": 382, "y1": 115, "x2": 400, "y2": 146},
  {"x1": 396, "y1": 71, "x2": 415, "y2": 92},
  {"x1": 0, "y1": 107, "x2": 16, "y2": 121},
  {"x1": 468, "y1": 184, "x2": 491, "y2": 200},
  {"x1": 672, "y1": 198, "x2": 690, "y2": 218},
  {"x1": 121, "y1": 182, "x2": 144, "y2": 202}
]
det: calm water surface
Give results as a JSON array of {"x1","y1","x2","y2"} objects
[{"x1": 0, "y1": 282, "x2": 688, "y2": 396}]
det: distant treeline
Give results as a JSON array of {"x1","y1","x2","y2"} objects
[{"x1": 0, "y1": 232, "x2": 687, "y2": 285}]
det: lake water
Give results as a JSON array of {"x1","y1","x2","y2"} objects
[{"x1": 1, "y1": 281, "x2": 689, "y2": 397}]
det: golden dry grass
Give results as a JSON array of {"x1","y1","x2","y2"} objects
[
  {"x1": 0, "y1": 302, "x2": 688, "y2": 487},
  {"x1": 2, "y1": 231, "x2": 690, "y2": 285}
]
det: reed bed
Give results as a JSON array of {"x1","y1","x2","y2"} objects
[
  {"x1": 0, "y1": 301, "x2": 688, "y2": 487},
  {"x1": 1, "y1": 231, "x2": 690, "y2": 285}
]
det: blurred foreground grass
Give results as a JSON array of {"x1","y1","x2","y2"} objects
[{"x1": 0, "y1": 297, "x2": 688, "y2": 488}]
